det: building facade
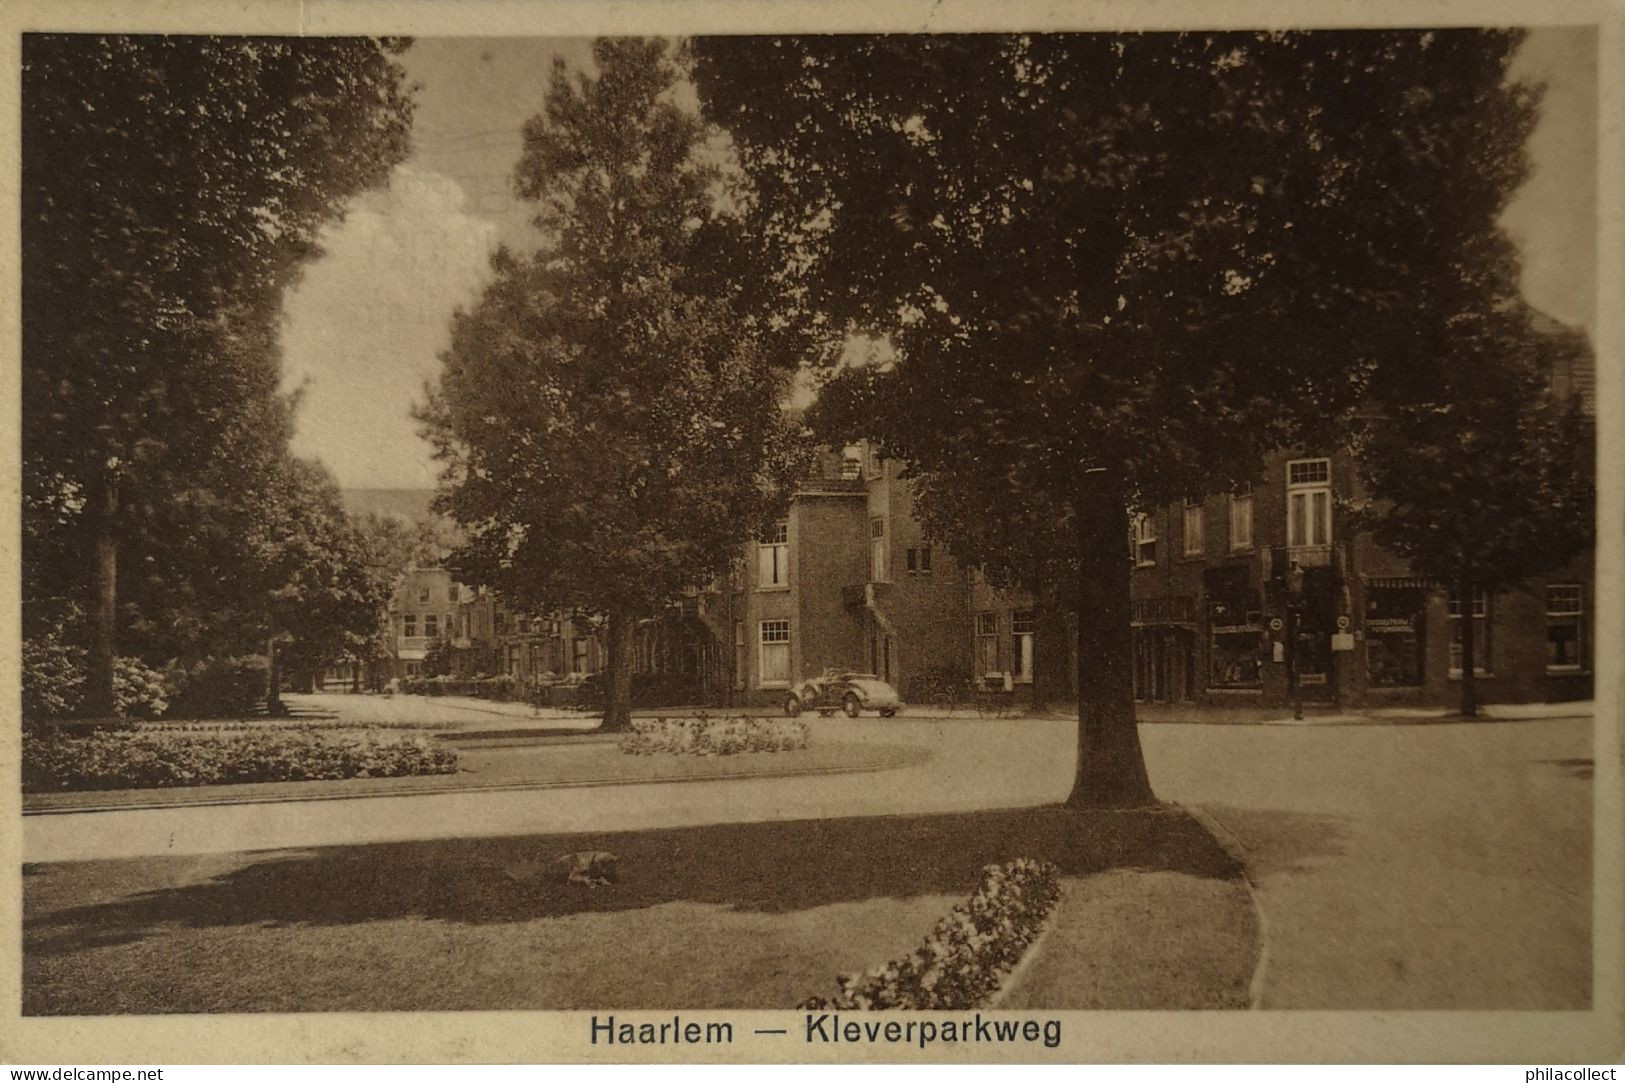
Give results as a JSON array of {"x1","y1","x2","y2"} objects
[{"x1": 1126, "y1": 449, "x2": 1593, "y2": 708}]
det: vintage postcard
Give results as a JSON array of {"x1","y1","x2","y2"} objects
[{"x1": 2, "y1": 0, "x2": 1621, "y2": 1067}]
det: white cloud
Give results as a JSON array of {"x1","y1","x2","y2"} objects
[{"x1": 281, "y1": 164, "x2": 501, "y2": 488}]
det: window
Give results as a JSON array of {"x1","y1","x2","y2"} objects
[
  {"x1": 418, "y1": 586, "x2": 431, "y2": 604},
  {"x1": 1547, "y1": 585, "x2": 1585, "y2": 672},
  {"x1": 734, "y1": 622, "x2": 747, "y2": 690},
  {"x1": 1365, "y1": 587, "x2": 1425, "y2": 687},
  {"x1": 1229, "y1": 484, "x2": 1253, "y2": 552},
  {"x1": 425, "y1": 614, "x2": 439, "y2": 638},
  {"x1": 1012, "y1": 611, "x2": 1035, "y2": 683},
  {"x1": 757, "y1": 521, "x2": 789, "y2": 589},
  {"x1": 1285, "y1": 459, "x2": 1332, "y2": 548},
  {"x1": 403, "y1": 614, "x2": 417, "y2": 638},
  {"x1": 759, "y1": 620, "x2": 790, "y2": 686},
  {"x1": 976, "y1": 611, "x2": 1000, "y2": 675},
  {"x1": 906, "y1": 546, "x2": 934, "y2": 574},
  {"x1": 1448, "y1": 588, "x2": 1493, "y2": 675},
  {"x1": 870, "y1": 517, "x2": 889, "y2": 581},
  {"x1": 448, "y1": 584, "x2": 460, "y2": 603},
  {"x1": 1183, "y1": 498, "x2": 1204, "y2": 556},
  {"x1": 1133, "y1": 514, "x2": 1157, "y2": 567}
]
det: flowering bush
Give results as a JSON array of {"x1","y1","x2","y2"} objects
[
  {"x1": 113, "y1": 656, "x2": 171, "y2": 719},
  {"x1": 801, "y1": 858, "x2": 1062, "y2": 1010},
  {"x1": 22, "y1": 632, "x2": 86, "y2": 722},
  {"x1": 618, "y1": 714, "x2": 810, "y2": 756},
  {"x1": 23, "y1": 727, "x2": 459, "y2": 792}
]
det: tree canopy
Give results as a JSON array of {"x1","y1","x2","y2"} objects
[
  {"x1": 22, "y1": 34, "x2": 415, "y2": 713},
  {"x1": 692, "y1": 30, "x2": 1544, "y2": 804},
  {"x1": 421, "y1": 38, "x2": 802, "y2": 729}
]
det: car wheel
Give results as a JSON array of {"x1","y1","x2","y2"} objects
[
  {"x1": 785, "y1": 696, "x2": 801, "y2": 717},
  {"x1": 843, "y1": 693, "x2": 861, "y2": 718}
]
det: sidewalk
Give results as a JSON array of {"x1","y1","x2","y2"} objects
[{"x1": 1126, "y1": 699, "x2": 1593, "y2": 727}]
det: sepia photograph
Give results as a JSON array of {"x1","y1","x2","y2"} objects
[{"x1": 4, "y1": 0, "x2": 1621, "y2": 1067}]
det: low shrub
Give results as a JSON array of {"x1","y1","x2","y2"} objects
[
  {"x1": 399, "y1": 674, "x2": 524, "y2": 701},
  {"x1": 23, "y1": 727, "x2": 459, "y2": 792},
  {"x1": 22, "y1": 632, "x2": 85, "y2": 722},
  {"x1": 165, "y1": 656, "x2": 268, "y2": 719},
  {"x1": 801, "y1": 858, "x2": 1062, "y2": 1010},
  {"x1": 114, "y1": 657, "x2": 171, "y2": 719},
  {"x1": 619, "y1": 714, "x2": 809, "y2": 756}
]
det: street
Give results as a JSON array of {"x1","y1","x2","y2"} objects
[
  {"x1": 1144, "y1": 716, "x2": 1592, "y2": 1009},
  {"x1": 23, "y1": 706, "x2": 1592, "y2": 1010}
]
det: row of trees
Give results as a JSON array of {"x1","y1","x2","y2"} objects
[
  {"x1": 22, "y1": 36, "x2": 421, "y2": 717},
  {"x1": 425, "y1": 32, "x2": 1591, "y2": 805}
]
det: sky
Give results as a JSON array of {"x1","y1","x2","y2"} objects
[{"x1": 279, "y1": 29, "x2": 1599, "y2": 491}]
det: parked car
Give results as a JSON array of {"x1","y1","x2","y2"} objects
[{"x1": 784, "y1": 671, "x2": 902, "y2": 718}]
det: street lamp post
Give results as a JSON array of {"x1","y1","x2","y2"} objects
[{"x1": 1284, "y1": 561, "x2": 1305, "y2": 722}]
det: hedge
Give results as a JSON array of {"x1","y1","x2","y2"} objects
[
  {"x1": 23, "y1": 728, "x2": 458, "y2": 792},
  {"x1": 618, "y1": 715, "x2": 810, "y2": 756},
  {"x1": 801, "y1": 859, "x2": 1062, "y2": 1010}
]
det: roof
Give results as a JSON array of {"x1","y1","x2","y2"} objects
[{"x1": 1527, "y1": 308, "x2": 1596, "y2": 415}]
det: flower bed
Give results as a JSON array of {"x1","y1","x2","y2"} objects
[
  {"x1": 801, "y1": 858, "x2": 1062, "y2": 1010},
  {"x1": 22, "y1": 727, "x2": 458, "y2": 792},
  {"x1": 618, "y1": 714, "x2": 809, "y2": 756}
]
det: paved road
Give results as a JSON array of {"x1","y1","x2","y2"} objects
[
  {"x1": 24, "y1": 706, "x2": 1594, "y2": 1010},
  {"x1": 23, "y1": 717, "x2": 1077, "y2": 863},
  {"x1": 1142, "y1": 717, "x2": 1594, "y2": 1009}
]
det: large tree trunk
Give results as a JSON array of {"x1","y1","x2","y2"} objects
[
  {"x1": 1457, "y1": 570, "x2": 1478, "y2": 719},
  {"x1": 1032, "y1": 586, "x2": 1073, "y2": 712},
  {"x1": 266, "y1": 636, "x2": 284, "y2": 716},
  {"x1": 82, "y1": 478, "x2": 120, "y2": 718},
  {"x1": 1066, "y1": 469, "x2": 1156, "y2": 809},
  {"x1": 602, "y1": 609, "x2": 636, "y2": 731}
]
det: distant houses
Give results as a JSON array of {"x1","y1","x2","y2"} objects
[{"x1": 358, "y1": 316, "x2": 1595, "y2": 713}]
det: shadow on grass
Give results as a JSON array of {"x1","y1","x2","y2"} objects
[{"x1": 25, "y1": 805, "x2": 1284, "y2": 955}]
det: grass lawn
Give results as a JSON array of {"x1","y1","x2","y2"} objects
[
  {"x1": 24, "y1": 738, "x2": 928, "y2": 812},
  {"x1": 23, "y1": 806, "x2": 1256, "y2": 1013}
]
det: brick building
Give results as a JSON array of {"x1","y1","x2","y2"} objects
[{"x1": 1124, "y1": 447, "x2": 1593, "y2": 709}]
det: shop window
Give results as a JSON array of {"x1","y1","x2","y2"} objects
[
  {"x1": 1546, "y1": 584, "x2": 1585, "y2": 672},
  {"x1": 1365, "y1": 587, "x2": 1425, "y2": 687}
]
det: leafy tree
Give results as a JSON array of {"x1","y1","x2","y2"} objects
[
  {"x1": 255, "y1": 460, "x2": 395, "y2": 709},
  {"x1": 22, "y1": 34, "x2": 414, "y2": 715},
  {"x1": 1354, "y1": 309, "x2": 1594, "y2": 716},
  {"x1": 421, "y1": 38, "x2": 802, "y2": 730},
  {"x1": 694, "y1": 30, "x2": 1541, "y2": 805}
]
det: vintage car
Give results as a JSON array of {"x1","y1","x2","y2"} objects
[{"x1": 784, "y1": 670, "x2": 902, "y2": 718}]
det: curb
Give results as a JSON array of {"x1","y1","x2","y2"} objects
[
  {"x1": 22, "y1": 748, "x2": 928, "y2": 817},
  {"x1": 985, "y1": 880, "x2": 1068, "y2": 1009},
  {"x1": 1179, "y1": 802, "x2": 1272, "y2": 1011}
]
